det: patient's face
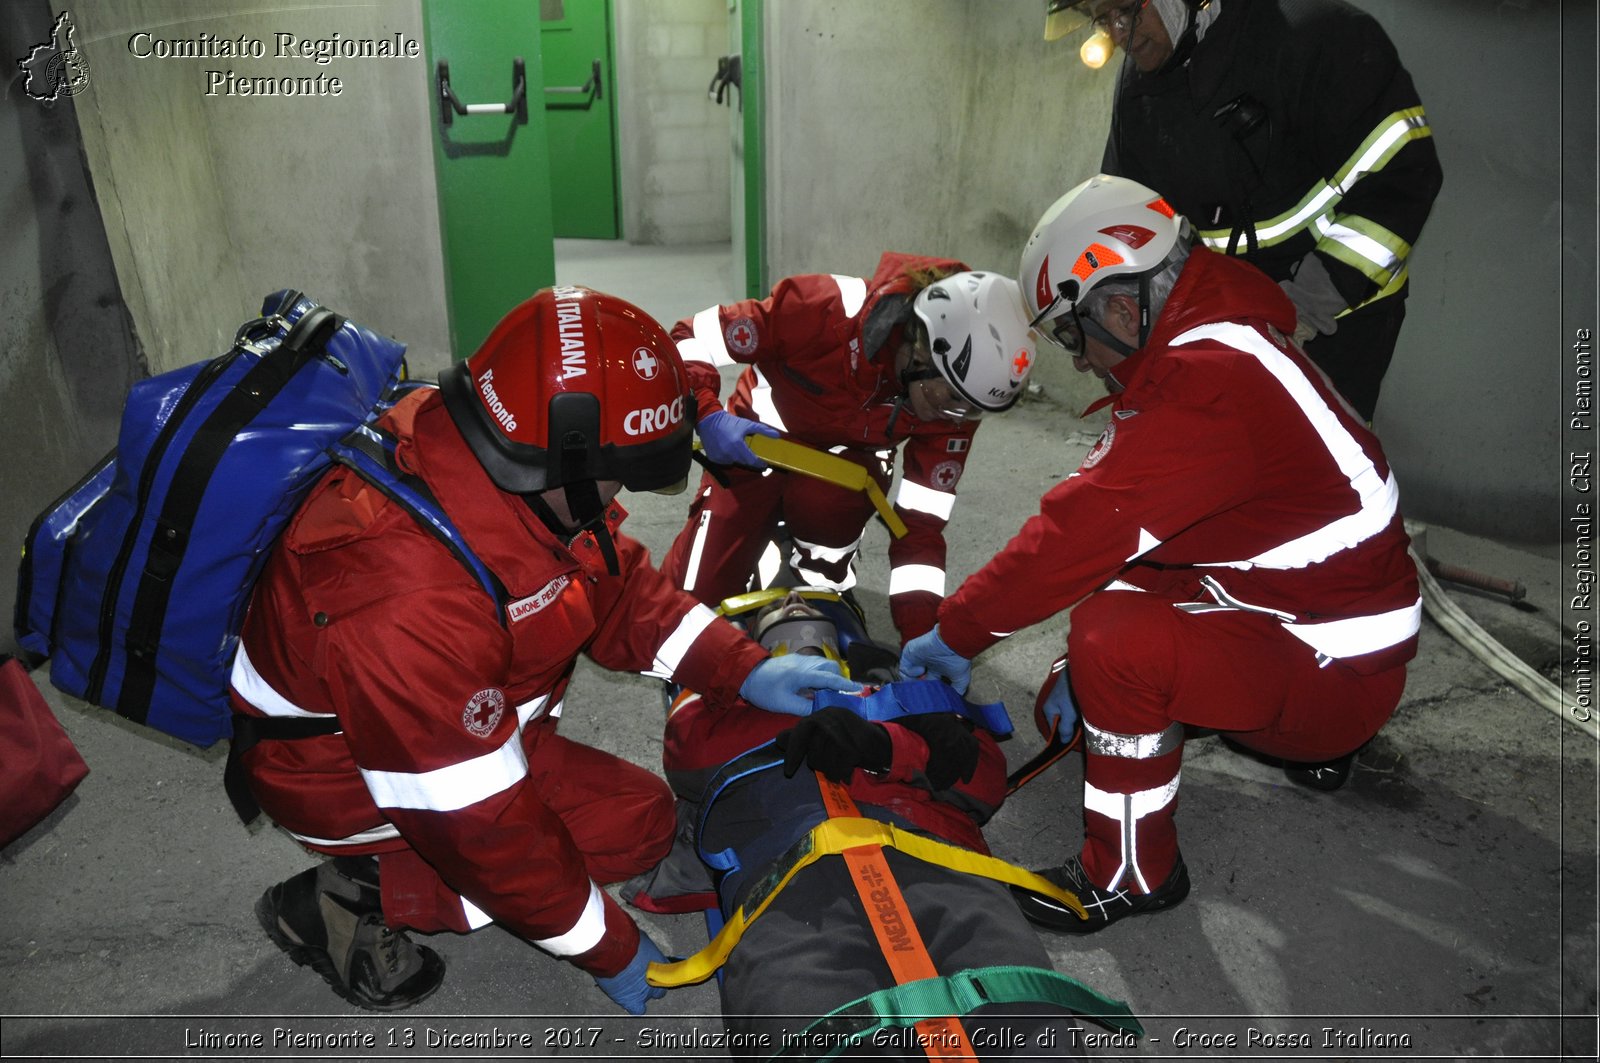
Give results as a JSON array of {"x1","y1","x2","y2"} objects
[{"x1": 757, "y1": 592, "x2": 839, "y2": 656}]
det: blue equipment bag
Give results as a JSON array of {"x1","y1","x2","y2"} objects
[{"x1": 14, "y1": 290, "x2": 413, "y2": 748}]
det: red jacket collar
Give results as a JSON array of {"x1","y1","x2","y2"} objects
[{"x1": 383, "y1": 389, "x2": 627, "y2": 587}]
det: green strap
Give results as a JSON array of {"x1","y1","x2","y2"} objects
[{"x1": 766, "y1": 965, "x2": 1143, "y2": 1061}]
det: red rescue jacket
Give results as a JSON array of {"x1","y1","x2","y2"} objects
[
  {"x1": 940, "y1": 248, "x2": 1420, "y2": 675},
  {"x1": 672, "y1": 252, "x2": 980, "y2": 639},
  {"x1": 231, "y1": 388, "x2": 767, "y2": 975}
]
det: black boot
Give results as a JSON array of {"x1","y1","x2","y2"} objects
[
  {"x1": 255, "y1": 857, "x2": 445, "y2": 1010},
  {"x1": 1013, "y1": 854, "x2": 1190, "y2": 933},
  {"x1": 1284, "y1": 748, "x2": 1360, "y2": 791}
]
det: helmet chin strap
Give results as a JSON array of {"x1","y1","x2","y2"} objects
[
  {"x1": 566, "y1": 477, "x2": 622, "y2": 576},
  {"x1": 1078, "y1": 273, "x2": 1154, "y2": 358},
  {"x1": 522, "y1": 477, "x2": 622, "y2": 578},
  {"x1": 887, "y1": 358, "x2": 942, "y2": 438},
  {"x1": 1080, "y1": 316, "x2": 1138, "y2": 359},
  {"x1": 562, "y1": 429, "x2": 622, "y2": 575},
  {"x1": 884, "y1": 395, "x2": 906, "y2": 439}
]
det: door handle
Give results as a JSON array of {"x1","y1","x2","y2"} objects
[
  {"x1": 707, "y1": 54, "x2": 742, "y2": 110},
  {"x1": 544, "y1": 59, "x2": 603, "y2": 109},
  {"x1": 437, "y1": 58, "x2": 528, "y2": 128}
]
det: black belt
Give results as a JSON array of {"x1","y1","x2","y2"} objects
[{"x1": 224, "y1": 712, "x2": 341, "y2": 824}]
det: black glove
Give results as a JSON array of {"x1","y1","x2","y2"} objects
[
  {"x1": 775, "y1": 706, "x2": 892, "y2": 783},
  {"x1": 893, "y1": 713, "x2": 980, "y2": 791}
]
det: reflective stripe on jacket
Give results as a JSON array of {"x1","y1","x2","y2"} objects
[
  {"x1": 938, "y1": 248, "x2": 1419, "y2": 674},
  {"x1": 1104, "y1": 0, "x2": 1442, "y2": 315}
]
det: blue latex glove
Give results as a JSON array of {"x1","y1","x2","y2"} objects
[
  {"x1": 897, "y1": 624, "x2": 972, "y2": 695},
  {"x1": 698, "y1": 410, "x2": 779, "y2": 467},
  {"x1": 593, "y1": 931, "x2": 668, "y2": 1016},
  {"x1": 740, "y1": 654, "x2": 863, "y2": 716},
  {"x1": 1041, "y1": 668, "x2": 1079, "y2": 740}
]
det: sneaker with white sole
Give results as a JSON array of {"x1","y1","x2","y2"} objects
[
  {"x1": 255, "y1": 857, "x2": 445, "y2": 1011},
  {"x1": 1013, "y1": 853, "x2": 1190, "y2": 933}
]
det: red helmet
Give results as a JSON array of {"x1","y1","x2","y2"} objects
[{"x1": 440, "y1": 286, "x2": 693, "y2": 495}]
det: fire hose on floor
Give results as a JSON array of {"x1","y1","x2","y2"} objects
[{"x1": 1408, "y1": 525, "x2": 1597, "y2": 742}]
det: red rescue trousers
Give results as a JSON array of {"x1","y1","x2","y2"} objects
[
  {"x1": 1065, "y1": 589, "x2": 1407, "y2": 893},
  {"x1": 660, "y1": 454, "x2": 890, "y2": 604},
  {"x1": 376, "y1": 734, "x2": 675, "y2": 934}
]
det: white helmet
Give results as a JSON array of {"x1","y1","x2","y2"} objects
[
  {"x1": 1019, "y1": 174, "x2": 1187, "y2": 350},
  {"x1": 912, "y1": 271, "x2": 1036, "y2": 415}
]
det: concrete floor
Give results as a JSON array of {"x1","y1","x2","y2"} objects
[{"x1": 2, "y1": 243, "x2": 1595, "y2": 1062}]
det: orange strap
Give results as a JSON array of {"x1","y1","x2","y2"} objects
[{"x1": 817, "y1": 776, "x2": 977, "y2": 1061}]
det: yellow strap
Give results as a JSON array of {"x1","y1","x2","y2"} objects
[
  {"x1": 745, "y1": 435, "x2": 909, "y2": 539},
  {"x1": 646, "y1": 817, "x2": 1087, "y2": 988}
]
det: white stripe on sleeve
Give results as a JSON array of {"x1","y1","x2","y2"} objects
[
  {"x1": 360, "y1": 733, "x2": 528, "y2": 813},
  {"x1": 644, "y1": 603, "x2": 719, "y2": 679},
  {"x1": 691, "y1": 307, "x2": 735, "y2": 365}
]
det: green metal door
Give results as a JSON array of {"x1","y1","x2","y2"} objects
[
  {"x1": 422, "y1": 0, "x2": 556, "y2": 359},
  {"x1": 539, "y1": 0, "x2": 619, "y2": 239}
]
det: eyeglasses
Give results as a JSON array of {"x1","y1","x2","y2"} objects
[
  {"x1": 900, "y1": 329, "x2": 984, "y2": 421},
  {"x1": 1029, "y1": 290, "x2": 1088, "y2": 356},
  {"x1": 1091, "y1": 0, "x2": 1150, "y2": 35},
  {"x1": 910, "y1": 375, "x2": 984, "y2": 421},
  {"x1": 1046, "y1": 309, "x2": 1087, "y2": 355}
]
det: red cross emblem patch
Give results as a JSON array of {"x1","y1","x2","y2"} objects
[
  {"x1": 463, "y1": 688, "x2": 506, "y2": 738},
  {"x1": 725, "y1": 316, "x2": 759, "y2": 356},
  {"x1": 931, "y1": 460, "x2": 963, "y2": 490}
]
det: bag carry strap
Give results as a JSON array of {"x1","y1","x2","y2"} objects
[
  {"x1": 224, "y1": 712, "x2": 341, "y2": 824},
  {"x1": 114, "y1": 307, "x2": 346, "y2": 723},
  {"x1": 330, "y1": 423, "x2": 510, "y2": 621},
  {"x1": 768, "y1": 965, "x2": 1144, "y2": 1060},
  {"x1": 226, "y1": 415, "x2": 511, "y2": 825}
]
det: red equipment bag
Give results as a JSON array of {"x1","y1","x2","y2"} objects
[{"x1": 0, "y1": 655, "x2": 89, "y2": 848}]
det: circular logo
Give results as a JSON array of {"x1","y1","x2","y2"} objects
[
  {"x1": 46, "y1": 49, "x2": 91, "y2": 98},
  {"x1": 724, "y1": 317, "x2": 759, "y2": 356},
  {"x1": 463, "y1": 688, "x2": 506, "y2": 738},
  {"x1": 631, "y1": 345, "x2": 660, "y2": 381},
  {"x1": 1082, "y1": 421, "x2": 1116, "y2": 470},
  {"x1": 931, "y1": 460, "x2": 963, "y2": 490}
]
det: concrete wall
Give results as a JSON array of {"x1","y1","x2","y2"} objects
[
  {"x1": 1355, "y1": 0, "x2": 1585, "y2": 543},
  {"x1": 66, "y1": 0, "x2": 452, "y2": 379},
  {"x1": 764, "y1": 0, "x2": 1116, "y2": 414},
  {"x1": 760, "y1": 0, "x2": 1589, "y2": 543},
  {"x1": 1, "y1": 1, "x2": 147, "y2": 660},
  {"x1": 2, "y1": 0, "x2": 451, "y2": 657},
  {"x1": 615, "y1": 0, "x2": 733, "y2": 245}
]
